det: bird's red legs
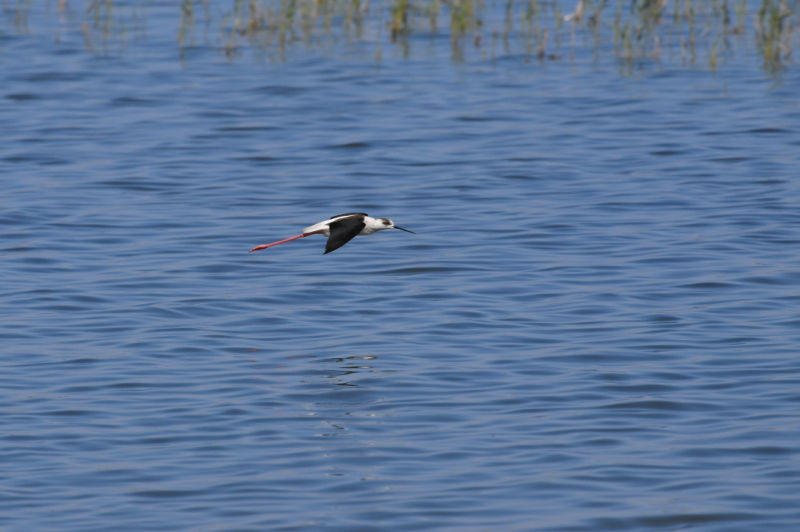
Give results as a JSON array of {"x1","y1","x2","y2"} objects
[{"x1": 249, "y1": 230, "x2": 325, "y2": 253}]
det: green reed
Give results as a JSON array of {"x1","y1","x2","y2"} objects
[
  {"x1": 12, "y1": 0, "x2": 800, "y2": 72},
  {"x1": 755, "y1": 0, "x2": 796, "y2": 71}
]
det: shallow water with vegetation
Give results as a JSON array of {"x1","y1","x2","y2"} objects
[
  {"x1": 6, "y1": 0, "x2": 800, "y2": 70},
  {"x1": 2, "y1": 1, "x2": 800, "y2": 531}
]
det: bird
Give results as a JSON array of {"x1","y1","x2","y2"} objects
[{"x1": 250, "y1": 213, "x2": 415, "y2": 254}]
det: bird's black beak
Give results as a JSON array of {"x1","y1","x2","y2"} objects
[{"x1": 394, "y1": 226, "x2": 415, "y2": 234}]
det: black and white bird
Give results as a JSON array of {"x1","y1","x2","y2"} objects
[{"x1": 250, "y1": 213, "x2": 414, "y2": 254}]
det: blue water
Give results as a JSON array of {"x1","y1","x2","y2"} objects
[{"x1": 2, "y1": 3, "x2": 800, "y2": 531}]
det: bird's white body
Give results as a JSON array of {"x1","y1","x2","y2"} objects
[{"x1": 304, "y1": 214, "x2": 393, "y2": 237}]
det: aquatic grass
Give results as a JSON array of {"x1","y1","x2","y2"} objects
[
  {"x1": 10, "y1": 0, "x2": 33, "y2": 32},
  {"x1": 179, "y1": 0, "x2": 195, "y2": 48},
  {"x1": 7, "y1": 0, "x2": 800, "y2": 72},
  {"x1": 733, "y1": 0, "x2": 747, "y2": 33},
  {"x1": 450, "y1": 0, "x2": 479, "y2": 41},
  {"x1": 390, "y1": 0, "x2": 409, "y2": 39},
  {"x1": 82, "y1": 0, "x2": 146, "y2": 53},
  {"x1": 428, "y1": 0, "x2": 441, "y2": 32},
  {"x1": 755, "y1": 0, "x2": 796, "y2": 71}
]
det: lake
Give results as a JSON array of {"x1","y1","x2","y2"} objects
[{"x1": 2, "y1": 1, "x2": 800, "y2": 530}]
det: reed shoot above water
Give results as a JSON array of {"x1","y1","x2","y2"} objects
[{"x1": 7, "y1": 0, "x2": 799, "y2": 71}]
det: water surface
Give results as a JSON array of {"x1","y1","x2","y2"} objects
[{"x1": 2, "y1": 3, "x2": 800, "y2": 531}]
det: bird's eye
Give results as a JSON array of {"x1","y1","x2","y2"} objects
[{"x1": 383, "y1": 220, "x2": 390, "y2": 225}]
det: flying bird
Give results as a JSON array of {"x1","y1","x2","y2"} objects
[{"x1": 250, "y1": 213, "x2": 415, "y2": 254}]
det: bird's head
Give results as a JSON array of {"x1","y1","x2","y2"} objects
[{"x1": 377, "y1": 218, "x2": 415, "y2": 234}]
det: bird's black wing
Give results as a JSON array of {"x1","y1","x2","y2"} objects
[
  {"x1": 330, "y1": 212, "x2": 368, "y2": 219},
  {"x1": 325, "y1": 217, "x2": 365, "y2": 254}
]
